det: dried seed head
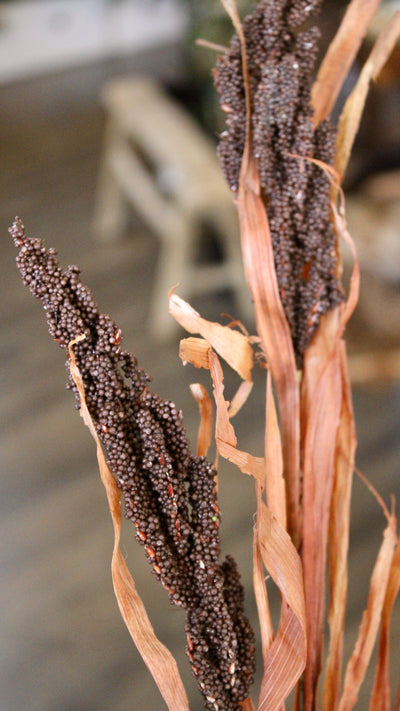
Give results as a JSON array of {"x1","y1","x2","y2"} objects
[
  {"x1": 214, "y1": 0, "x2": 344, "y2": 366},
  {"x1": 12, "y1": 217, "x2": 256, "y2": 711}
]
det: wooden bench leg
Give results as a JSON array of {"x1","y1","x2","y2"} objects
[
  {"x1": 148, "y1": 218, "x2": 195, "y2": 340},
  {"x1": 92, "y1": 160, "x2": 131, "y2": 241}
]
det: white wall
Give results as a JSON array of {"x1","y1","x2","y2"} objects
[{"x1": 0, "y1": 0, "x2": 188, "y2": 83}]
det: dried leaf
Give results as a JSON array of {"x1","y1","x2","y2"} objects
[
  {"x1": 68, "y1": 336, "x2": 190, "y2": 711},
  {"x1": 238, "y1": 150, "x2": 301, "y2": 542},
  {"x1": 169, "y1": 292, "x2": 253, "y2": 381},
  {"x1": 180, "y1": 336, "x2": 266, "y2": 485},
  {"x1": 180, "y1": 336, "x2": 211, "y2": 370},
  {"x1": 369, "y1": 538, "x2": 400, "y2": 711},
  {"x1": 311, "y1": 0, "x2": 381, "y2": 126},
  {"x1": 240, "y1": 697, "x2": 257, "y2": 711},
  {"x1": 229, "y1": 380, "x2": 254, "y2": 419},
  {"x1": 257, "y1": 500, "x2": 306, "y2": 711},
  {"x1": 190, "y1": 383, "x2": 213, "y2": 457},
  {"x1": 253, "y1": 484, "x2": 274, "y2": 663},
  {"x1": 322, "y1": 343, "x2": 357, "y2": 711},
  {"x1": 217, "y1": 440, "x2": 266, "y2": 485},
  {"x1": 265, "y1": 372, "x2": 286, "y2": 530},
  {"x1": 335, "y1": 10, "x2": 400, "y2": 179},
  {"x1": 301, "y1": 309, "x2": 344, "y2": 707},
  {"x1": 209, "y1": 348, "x2": 266, "y2": 485},
  {"x1": 337, "y1": 516, "x2": 397, "y2": 711},
  {"x1": 332, "y1": 203, "x2": 360, "y2": 332}
]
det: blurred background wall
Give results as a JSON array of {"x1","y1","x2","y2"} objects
[{"x1": 0, "y1": 2, "x2": 400, "y2": 710}]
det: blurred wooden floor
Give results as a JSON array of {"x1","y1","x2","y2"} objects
[{"x1": 0, "y1": 53, "x2": 400, "y2": 711}]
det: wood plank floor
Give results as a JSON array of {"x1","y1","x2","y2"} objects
[{"x1": 1, "y1": 55, "x2": 400, "y2": 711}]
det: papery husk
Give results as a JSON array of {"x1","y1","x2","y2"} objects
[
  {"x1": 169, "y1": 291, "x2": 253, "y2": 381},
  {"x1": 68, "y1": 336, "x2": 190, "y2": 711},
  {"x1": 369, "y1": 538, "x2": 400, "y2": 711},
  {"x1": 337, "y1": 513, "x2": 397, "y2": 711},
  {"x1": 322, "y1": 344, "x2": 356, "y2": 711},
  {"x1": 335, "y1": 10, "x2": 400, "y2": 179},
  {"x1": 311, "y1": 0, "x2": 381, "y2": 126},
  {"x1": 189, "y1": 383, "x2": 213, "y2": 457}
]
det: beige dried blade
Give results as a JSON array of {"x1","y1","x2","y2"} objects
[
  {"x1": 180, "y1": 336, "x2": 266, "y2": 485},
  {"x1": 229, "y1": 380, "x2": 254, "y2": 419},
  {"x1": 209, "y1": 348, "x2": 266, "y2": 485},
  {"x1": 311, "y1": 0, "x2": 381, "y2": 126},
  {"x1": 265, "y1": 372, "x2": 286, "y2": 529},
  {"x1": 169, "y1": 292, "x2": 253, "y2": 381},
  {"x1": 335, "y1": 10, "x2": 400, "y2": 179},
  {"x1": 180, "y1": 336, "x2": 211, "y2": 370},
  {"x1": 257, "y1": 500, "x2": 306, "y2": 711},
  {"x1": 322, "y1": 344, "x2": 356, "y2": 711},
  {"x1": 68, "y1": 337, "x2": 190, "y2": 711},
  {"x1": 369, "y1": 537, "x2": 400, "y2": 711},
  {"x1": 189, "y1": 383, "x2": 213, "y2": 457},
  {"x1": 337, "y1": 516, "x2": 397, "y2": 711},
  {"x1": 253, "y1": 483, "x2": 274, "y2": 663}
]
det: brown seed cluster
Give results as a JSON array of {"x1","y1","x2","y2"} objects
[
  {"x1": 11, "y1": 217, "x2": 255, "y2": 711},
  {"x1": 214, "y1": 0, "x2": 344, "y2": 365}
]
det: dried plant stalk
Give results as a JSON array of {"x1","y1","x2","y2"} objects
[{"x1": 10, "y1": 0, "x2": 400, "y2": 710}]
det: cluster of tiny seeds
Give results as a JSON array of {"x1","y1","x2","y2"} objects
[
  {"x1": 214, "y1": 0, "x2": 344, "y2": 366},
  {"x1": 11, "y1": 217, "x2": 255, "y2": 711}
]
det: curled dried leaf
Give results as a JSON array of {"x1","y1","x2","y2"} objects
[
  {"x1": 170, "y1": 292, "x2": 253, "y2": 381},
  {"x1": 190, "y1": 383, "x2": 213, "y2": 457}
]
